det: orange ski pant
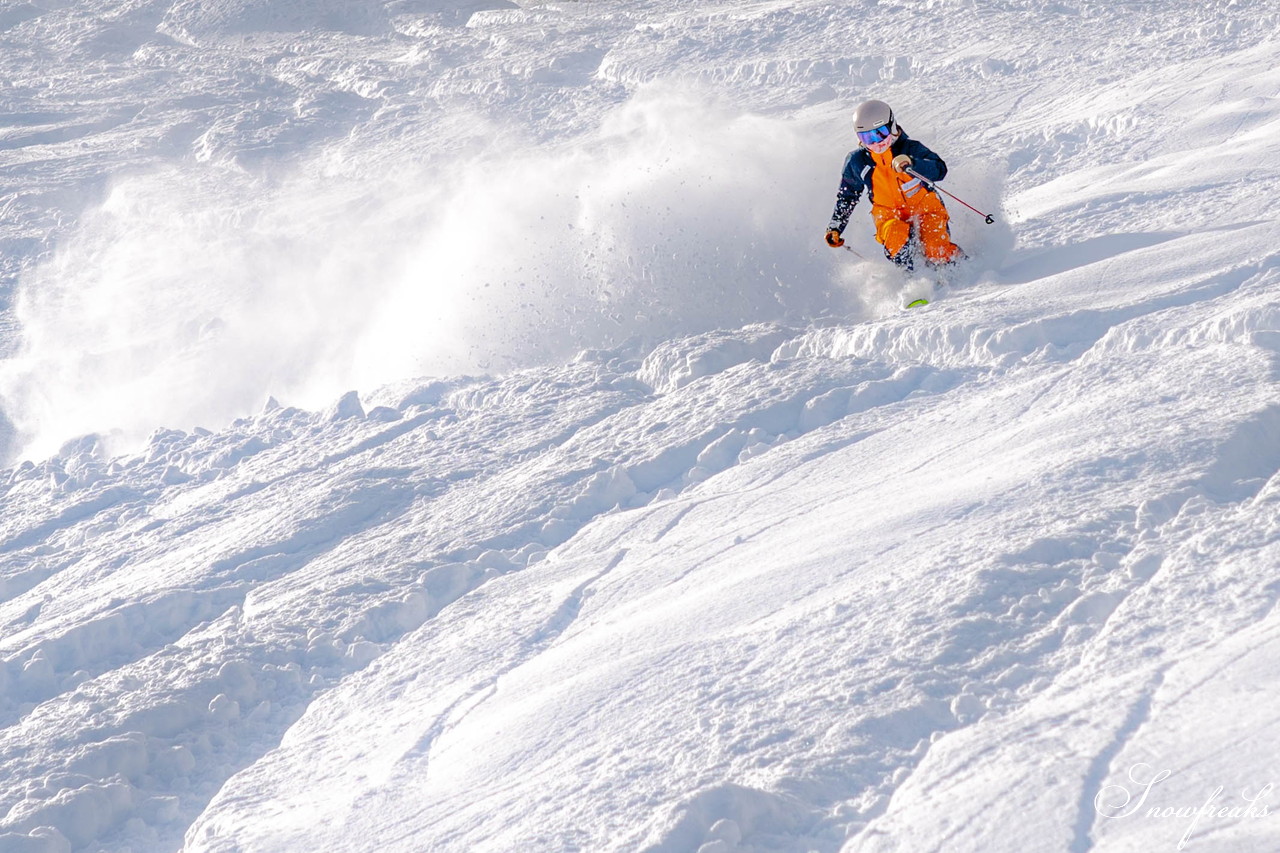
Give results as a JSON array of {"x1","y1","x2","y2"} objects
[{"x1": 871, "y1": 190, "x2": 961, "y2": 264}]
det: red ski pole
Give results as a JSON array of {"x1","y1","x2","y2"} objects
[{"x1": 906, "y1": 168, "x2": 996, "y2": 224}]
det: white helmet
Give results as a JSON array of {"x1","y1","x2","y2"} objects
[{"x1": 854, "y1": 99, "x2": 898, "y2": 147}]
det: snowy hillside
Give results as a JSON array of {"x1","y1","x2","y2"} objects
[{"x1": 2, "y1": 0, "x2": 1280, "y2": 851}]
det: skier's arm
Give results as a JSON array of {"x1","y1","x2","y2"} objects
[
  {"x1": 828, "y1": 181, "x2": 860, "y2": 233},
  {"x1": 903, "y1": 139, "x2": 947, "y2": 183},
  {"x1": 827, "y1": 153, "x2": 866, "y2": 234}
]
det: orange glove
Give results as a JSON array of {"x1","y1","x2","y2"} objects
[
  {"x1": 825, "y1": 229, "x2": 844, "y2": 247},
  {"x1": 892, "y1": 154, "x2": 913, "y2": 173}
]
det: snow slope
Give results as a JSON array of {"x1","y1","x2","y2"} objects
[{"x1": 2, "y1": 0, "x2": 1280, "y2": 851}]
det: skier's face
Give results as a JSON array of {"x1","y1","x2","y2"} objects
[{"x1": 858, "y1": 123, "x2": 895, "y2": 153}]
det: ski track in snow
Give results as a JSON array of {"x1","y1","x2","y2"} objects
[{"x1": 1, "y1": 0, "x2": 1279, "y2": 851}]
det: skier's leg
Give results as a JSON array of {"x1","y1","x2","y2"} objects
[
  {"x1": 873, "y1": 205, "x2": 914, "y2": 270},
  {"x1": 916, "y1": 194, "x2": 963, "y2": 265}
]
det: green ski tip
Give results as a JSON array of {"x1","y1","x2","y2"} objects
[{"x1": 905, "y1": 298, "x2": 930, "y2": 309}]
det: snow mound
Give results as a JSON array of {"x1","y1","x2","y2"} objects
[{"x1": 160, "y1": 0, "x2": 391, "y2": 40}]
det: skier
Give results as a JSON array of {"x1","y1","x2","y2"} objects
[{"x1": 824, "y1": 99, "x2": 963, "y2": 271}]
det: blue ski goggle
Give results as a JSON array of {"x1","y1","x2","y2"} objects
[{"x1": 857, "y1": 123, "x2": 894, "y2": 146}]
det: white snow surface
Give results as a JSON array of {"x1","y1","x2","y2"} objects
[{"x1": 1, "y1": 1, "x2": 1280, "y2": 851}]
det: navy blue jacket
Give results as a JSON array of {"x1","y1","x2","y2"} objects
[{"x1": 827, "y1": 131, "x2": 948, "y2": 233}]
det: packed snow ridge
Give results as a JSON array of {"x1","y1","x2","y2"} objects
[{"x1": 2, "y1": 0, "x2": 1280, "y2": 852}]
